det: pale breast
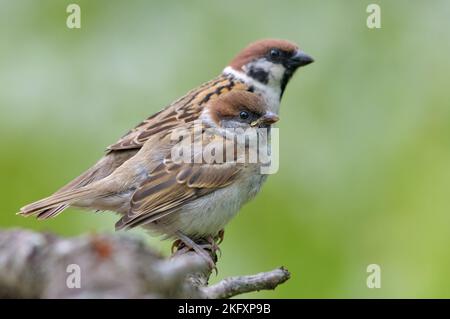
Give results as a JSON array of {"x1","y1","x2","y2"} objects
[{"x1": 158, "y1": 169, "x2": 267, "y2": 239}]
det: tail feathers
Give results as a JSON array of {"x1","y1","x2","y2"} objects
[
  {"x1": 19, "y1": 187, "x2": 102, "y2": 218},
  {"x1": 31, "y1": 163, "x2": 101, "y2": 219},
  {"x1": 36, "y1": 204, "x2": 69, "y2": 219},
  {"x1": 34, "y1": 172, "x2": 98, "y2": 219}
]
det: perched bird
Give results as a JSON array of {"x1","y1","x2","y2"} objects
[{"x1": 19, "y1": 39, "x2": 313, "y2": 264}]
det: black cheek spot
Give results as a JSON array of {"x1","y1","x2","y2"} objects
[{"x1": 248, "y1": 67, "x2": 269, "y2": 84}]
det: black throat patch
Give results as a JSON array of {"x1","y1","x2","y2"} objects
[{"x1": 280, "y1": 68, "x2": 295, "y2": 98}]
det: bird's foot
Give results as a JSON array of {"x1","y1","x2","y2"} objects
[
  {"x1": 172, "y1": 232, "x2": 218, "y2": 272},
  {"x1": 205, "y1": 234, "x2": 222, "y2": 257},
  {"x1": 216, "y1": 229, "x2": 225, "y2": 245},
  {"x1": 172, "y1": 238, "x2": 221, "y2": 261}
]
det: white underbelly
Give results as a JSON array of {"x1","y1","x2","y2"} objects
[{"x1": 159, "y1": 173, "x2": 266, "y2": 238}]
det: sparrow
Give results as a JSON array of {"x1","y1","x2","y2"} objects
[
  {"x1": 19, "y1": 39, "x2": 313, "y2": 264},
  {"x1": 20, "y1": 91, "x2": 278, "y2": 265}
]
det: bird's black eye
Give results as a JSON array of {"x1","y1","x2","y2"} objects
[
  {"x1": 239, "y1": 111, "x2": 249, "y2": 120},
  {"x1": 269, "y1": 48, "x2": 281, "y2": 59}
]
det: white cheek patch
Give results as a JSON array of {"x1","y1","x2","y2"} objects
[
  {"x1": 268, "y1": 64, "x2": 285, "y2": 85},
  {"x1": 244, "y1": 59, "x2": 286, "y2": 88},
  {"x1": 244, "y1": 59, "x2": 271, "y2": 73}
]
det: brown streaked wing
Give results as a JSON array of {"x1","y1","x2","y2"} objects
[
  {"x1": 107, "y1": 74, "x2": 245, "y2": 152},
  {"x1": 115, "y1": 137, "x2": 243, "y2": 230}
]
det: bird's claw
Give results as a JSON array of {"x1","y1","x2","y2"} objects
[
  {"x1": 216, "y1": 229, "x2": 225, "y2": 245},
  {"x1": 171, "y1": 233, "x2": 218, "y2": 273}
]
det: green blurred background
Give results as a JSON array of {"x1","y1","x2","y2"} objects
[{"x1": 1, "y1": 0, "x2": 450, "y2": 298}]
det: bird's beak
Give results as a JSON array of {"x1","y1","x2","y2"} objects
[
  {"x1": 289, "y1": 50, "x2": 314, "y2": 68},
  {"x1": 251, "y1": 112, "x2": 279, "y2": 127}
]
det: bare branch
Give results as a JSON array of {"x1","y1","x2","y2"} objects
[{"x1": 200, "y1": 267, "x2": 290, "y2": 299}]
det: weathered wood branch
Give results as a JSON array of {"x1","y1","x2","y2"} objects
[
  {"x1": 200, "y1": 267, "x2": 290, "y2": 299},
  {"x1": 0, "y1": 229, "x2": 290, "y2": 298}
]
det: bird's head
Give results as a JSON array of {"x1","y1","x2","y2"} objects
[
  {"x1": 208, "y1": 91, "x2": 279, "y2": 129},
  {"x1": 227, "y1": 39, "x2": 314, "y2": 95}
]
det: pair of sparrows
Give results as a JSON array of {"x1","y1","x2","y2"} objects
[{"x1": 19, "y1": 39, "x2": 313, "y2": 266}]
